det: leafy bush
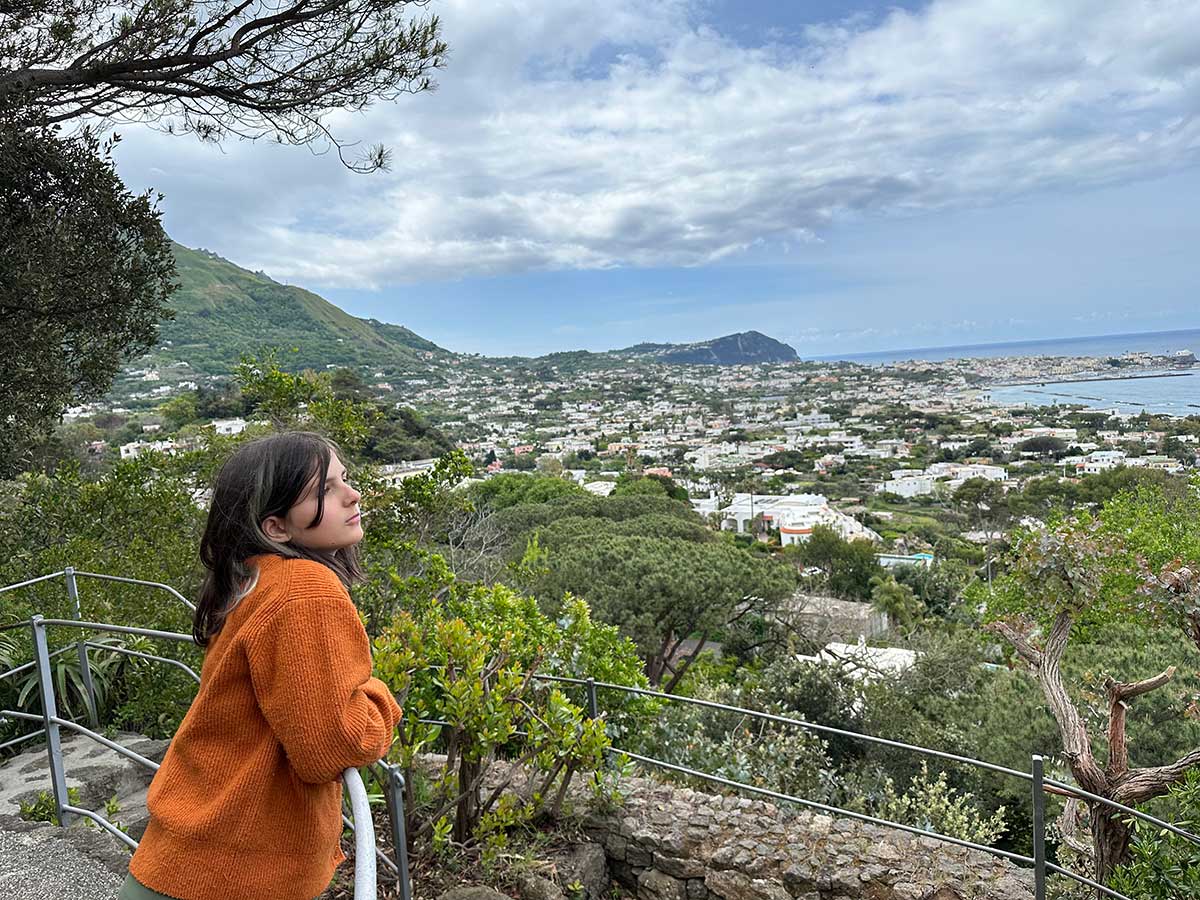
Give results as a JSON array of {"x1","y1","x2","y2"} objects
[
  {"x1": 629, "y1": 676, "x2": 830, "y2": 801},
  {"x1": 0, "y1": 627, "x2": 199, "y2": 746},
  {"x1": 1110, "y1": 769, "x2": 1200, "y2": 899},
  {"x1": 4, "y1": 634, "x2": 125, "y2": 723},
  {"x1": 878, "y1": 762, "x2": 1007, "y2": 844},
  {"x1": 19, "y1": 786, "x2": 82, "y2": 826},
  {"x1": 741, "y1": 656, "x2": 867, "y2": 764},
  {"x1": 373, "y1": 581, "x2": 649, "y2": 861}
]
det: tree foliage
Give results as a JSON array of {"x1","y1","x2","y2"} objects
[
  {"x1": 469, "y1": 473, "x2": 587, "y2": 512},
  {"x1": 234, "y1": 350, "x2": 372, "y2": 451},
  {"x1": 1, "y1": 0, "x2": 446, "y2": 168},
  {"x1": 869, "y1": 574, "x2": 924, "y2": 633},
  {"x1": 0, "y1": 116, "x2": 175, "y2": 475},
  {"x1": 1016, "y1": 436, "x2": 1068, "y2": 457},
  {"x1": 983, "y1": 484, "x2": 1200, "y2": 886},
  {"x1": 784, "y1": 525, "x2": 882, "y2": 601},
  {"x1": 613, "y1": 472, "x2": 689, "y2": 501},
  {"x1": 531, "y1": 516, "x2": 796, "y2": 689},
  {"x1": 373, "y1": 584, "x2": 643, "y2": 855}
]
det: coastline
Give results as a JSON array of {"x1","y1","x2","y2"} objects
[
  {"x1": 985, "y1": 365, "x2": 1200, "y2": 414},
  {"x1": 990, "y1": 370, "x2": 1196, "y2": 388},
  {"x1": 821, "y1": 325, "x2": 1200, "y2": 366}
]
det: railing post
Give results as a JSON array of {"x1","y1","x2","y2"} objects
[
  {"x1": 343, "y1": 768, "x2": 377, "y2": 900},
  {"x1": 1032, "y1": 754, "x2": 1047, "y2": 900},
  {"x1": 586, "y1": 677, "x2": 599, "y2": 721},
  {"x1": 586, "y1": 677, "x2": 612, "y2": 781},
  {"x1": 65, "y1": 567, "x2": 99, "y2": 729},
  {"x1": 32, "y1": 615, "x2": 72, "y2": 827},
  {"x1": 385, "y1": 765, "x2": 412, "y2": 900}
]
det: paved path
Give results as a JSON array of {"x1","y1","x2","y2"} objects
[
  {"x1": 0, "y1": 814, "x2": 126, "y2": 899},
  {"x1": 0, "y1": 731, "x2": 167, "y2": 896}
]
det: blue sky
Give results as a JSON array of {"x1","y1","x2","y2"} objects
[{"x1": 114, "y1": 0, "x2": 1200, "y2": 358}]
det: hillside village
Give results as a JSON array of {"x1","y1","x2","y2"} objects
[
  {"x1": 62, "y1": 332, "x2": 1200, "y2": 617},
  {"x1": 67, "y1": 246, "x2": 1198, "y2": 571}
]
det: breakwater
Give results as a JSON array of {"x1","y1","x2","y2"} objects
[
  {"x1": 992, "y1": 371, "x2": 1194, "y2": 389},
  {"x1": 988, "y1": 369, "x2": 1200, "y2": 414}
]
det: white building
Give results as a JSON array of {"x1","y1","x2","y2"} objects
[
  {"x1": 210, "y1": 417, "x2": 247, "y2": 436},
  {"x1": 120, "y1": 439, "x2": 181, "y2": 459},
  {"x1": 712, "y1": 493, "x2": 881, "y2": 545},
  {"x1": 877, "y1": 462, "x2": 1005, "y2": 498},
  {"x1": 878, "y1": 472, "x2": 936, "y2": 498},
  {"x1": 1077, "y1": 450, "x2": 1126, "y2": 475},
  {"x1": 796, "y1": 637, "x2": 919, "y2": 682},
  {"x1": 582, "y1": 480, "x2": 617, "y2": 497},
  {"x1": 1127, "y1": 454, "x2": 1185, "y2": 473},
  {"x1": 924, "y1": 462, "x2": 1008, "y2": 483},
  {"x1": 999, "y1": 426, "x2": 1078, "y2": 450},
  {"x1": 378, "y1": 459, "x2": 437, "y2": 486}
]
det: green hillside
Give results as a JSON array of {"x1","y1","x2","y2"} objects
[
  {"x1": 157, "y1": 243, "x2": 448, "y2": 374},
  {"x1": 615, "y1": 330, "x2": 798, "y2": 365}
]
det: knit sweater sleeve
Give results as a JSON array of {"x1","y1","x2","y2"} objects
[{"x1": 246, "y1": 566, "x2": 402, "y2": 784}]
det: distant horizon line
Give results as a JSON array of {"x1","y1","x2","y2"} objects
[{"x1": 807, "y1": 325, "x2": 1200, "y2": 363}]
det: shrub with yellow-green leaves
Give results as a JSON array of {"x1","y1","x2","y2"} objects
[
  {"x1": 373, "y1": 581, "x2": 648, "y2": 863},
  {"x1": 879, "y1": 763, "x2": 1007, "y2": 845}
]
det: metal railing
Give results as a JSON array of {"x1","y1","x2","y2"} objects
[
  {"x1": 0, "y1": 569, "x2": 403, "y2": 900},
  {"x1": 5, "y1": 569, "x2": 1200, "y2": 900},
  {"x1": 580, "y1": 675, "x2": 1200, "y2": 900},
  {"x1": 411, "y1": 667, "x2": 1200, "y2": 900}
]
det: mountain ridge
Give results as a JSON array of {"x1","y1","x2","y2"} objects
[
  {"x1": 158, "y1": 244, "x2": 799, "y2": 372},
  {"x1": 611, "y1": 331, "x2": 798, "y2": 365},
  {"x1": 157, "y1": 243, "x2": 448, "y2": 374}
]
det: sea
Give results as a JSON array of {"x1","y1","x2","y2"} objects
[{"x1": 817, "y1": 327, "x2": 1200, "y2": 415}]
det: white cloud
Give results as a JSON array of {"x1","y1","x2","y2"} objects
[{"x1": 115, "y1": 0, "x2": 1200, "y2": 288}]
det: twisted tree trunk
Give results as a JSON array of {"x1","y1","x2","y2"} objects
[{"x1": 989, "y1": 614, "x2": 1199, "y2": 894}]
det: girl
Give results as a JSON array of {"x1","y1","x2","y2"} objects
[{"x1": 121, "y1": 431, "x2": 402, "y2": 900}]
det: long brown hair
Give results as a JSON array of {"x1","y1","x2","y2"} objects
[{"x1": 193, "y1": 431, "x2": 365, "y2": 647}]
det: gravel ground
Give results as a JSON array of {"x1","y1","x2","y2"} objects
[{"x1": 0, "y1": 816, "x2": 126, "y2": 900}]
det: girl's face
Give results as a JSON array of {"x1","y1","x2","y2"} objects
[{"x1": 263, "y1": 452, "x2": 364, "y2": 552}]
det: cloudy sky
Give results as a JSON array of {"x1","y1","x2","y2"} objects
[{"x1": 114, "y1": 0, "x2": 1200, "y2": 358}]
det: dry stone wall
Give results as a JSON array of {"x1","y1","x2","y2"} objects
[
  {"x1": 0, "y1": 739, "x2": 1035, "y2": 900},
  {"x1": 581, "y1": 776, "x2": 1034, "y2": 900}
]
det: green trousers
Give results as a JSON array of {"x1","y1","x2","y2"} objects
[
  {"x1": 118, "y1": 874, "x2": 178, "y2": 899},
  {"x1": 118, "y1": 873, "x2": 322, "y2": 899}
]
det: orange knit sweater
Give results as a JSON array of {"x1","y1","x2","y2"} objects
[{"x1": 129, "y1": 554, "x2": 402, "y2": 900}]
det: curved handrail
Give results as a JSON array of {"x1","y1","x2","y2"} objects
[
  {"x1": 0, "y1": 592, "x2": 382, "y2": 900},
  {"x1": 343, "y1": 768, "x2": 377, "y2": 900},
  {"x1": 71, "y1": 570, "x2": 197, "y2": 613},
  {"x1": 0, "y1": 571, "x2": 67, "y2": 595},
  {"x1": 81, "y1": 641, "x2": 200, "y2": 683}
]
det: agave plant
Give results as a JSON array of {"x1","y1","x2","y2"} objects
[
  {"x1": 0, "y1": 629, "x2": 21, "y2": 672},
  {"x1": 0, "y1": 629, "x2": 24, "y2": 727},
  {"x1": 9, "y1": 635, "x2": 130, "y2": 725}
]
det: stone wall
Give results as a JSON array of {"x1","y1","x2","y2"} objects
[
  {"x1": 581, "y1": 776, "x2": 1033, "y2": 900},
  {"x1": 2, "y1": 737, "x2": 1036, "y2": 900}
]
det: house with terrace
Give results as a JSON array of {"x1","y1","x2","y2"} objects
[{"x1": 698, "y1": 493, "x2": 881, "y2": 545}]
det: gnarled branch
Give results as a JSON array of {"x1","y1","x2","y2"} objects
[
  {"x1": 1114, "y1": 746, "x2": 1200, "y2": 808},
  {"x1": 1106, "y1": 666, "x2": 1176, "y2": 777},
  {"x1": 1058, "y1": 797, "x2": 1094, "y2": 858},
  {"x1": 987, "y1": 619, "x2": 1043, "y2": 667},
  {"x1": 990, "y1": 612, "x2": 1105, "y2": 793}
]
